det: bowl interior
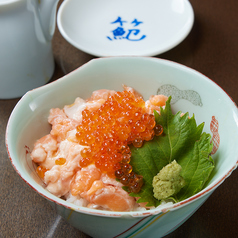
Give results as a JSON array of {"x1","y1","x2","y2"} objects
[
  {"x1": 57, "y1": 0, "x2": 194, "y2": 56},
  {"x1": 6, "y1": 57, "x2": 238, "y2": 217}
]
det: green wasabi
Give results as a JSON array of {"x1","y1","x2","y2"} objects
[{"x1": 152, "y1": 160, "x2": 186, "y2": 200}]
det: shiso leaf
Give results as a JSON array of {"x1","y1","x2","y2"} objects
[{"x1": 129, "y1": 97, "x2": 214, "y2": 207}]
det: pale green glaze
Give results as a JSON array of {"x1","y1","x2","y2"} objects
[{"x1": 6, "y1": 57, "x2": 238, "y2": 238}]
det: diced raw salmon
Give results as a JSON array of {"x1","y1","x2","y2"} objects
[
  {"x1": 85, "y1": 99, "x2": 105, "y2": 111},
  {"x1": 145, "y1": 95, "x2": 168, "y2": 114},
  {"x1": 87, "y1": 89, "x2": 116, "y2": 101},
  {"x1": 123, "y1": 85, "x2": 143, "y2": 98},
  {"x1": 43, "y1": 141, "x2": 86, "y2": 197},
  {"x1": 70, "y1": 165, "x2": 136, "y2": 211},
  {"x1": 31, "y1": 134, "x2": 57, "y2": 163},
  {"x1": 48, "y1": 108, "x2": 79, "y2": 142},
  {"x1": 70, "y1": 165, "x2": 102, "y2": 196},
  {"x1": 88, "y1": 185, "x2": 136, "y2": 211}
]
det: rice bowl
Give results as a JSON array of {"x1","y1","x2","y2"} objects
[{"x1": 6, "y1": 57, "x2": 238, "y2": 238}]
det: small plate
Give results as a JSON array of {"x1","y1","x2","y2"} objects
[{"x1": 57, "y1": 0, "x2": 194, "y2": 57}]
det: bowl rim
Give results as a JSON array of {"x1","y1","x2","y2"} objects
[{"x1": 5, "y1": 56, "x2": 238, "y2": 218}]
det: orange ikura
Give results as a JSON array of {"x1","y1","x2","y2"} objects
[
  {"x1": 74, "y1": 89, "x2": 163, "y2": 193},
  {"x1": 36, "y1": 165, "x2": 48, "y2": 179}
]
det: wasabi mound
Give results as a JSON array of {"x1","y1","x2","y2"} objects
[{"x1": 153, "y1": 160, "x2": 185, "y2": 200}]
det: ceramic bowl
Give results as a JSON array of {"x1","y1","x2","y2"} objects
[
  {"x1": 6, "y1": 57, "x2": 238, "y2": 238},
  {"x1": 57, "y1": 0, "x2": 194, "y2": 56}
]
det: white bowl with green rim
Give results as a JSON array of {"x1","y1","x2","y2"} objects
[{"x1": 6, "y1": 57, "x2": 238, "y2": 238}]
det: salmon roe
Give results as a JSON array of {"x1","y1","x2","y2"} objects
[
  {"x1": 75, "y1": 90, "x2": 163, "y2": 193},
  {"x1": 36, "y1": 158, "x2": 66, "y2": 179},
  {"x1": 55, "y1": 157, "x2": 66, "y2": 165},
  {"x1": 36, "y1": 165, "x2": 48, "y2": 179}
]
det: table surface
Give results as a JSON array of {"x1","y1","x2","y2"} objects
[{"x1": 1, "y1": 0, "x2": 237, "y2": 237}]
